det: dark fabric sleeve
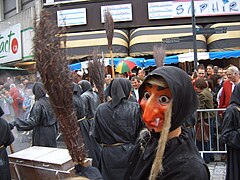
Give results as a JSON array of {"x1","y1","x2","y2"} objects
[
  {"x1": 15, "y1": 103, "x2": 41, "y2": 131},
  {"x1": 5, "y1": 123, "x2": 14, "y2": 147},
  {"x1": 0, "y1": 118, "x2": 14, "y2": 147},
  {"x1": 164, "y1": 162, "x2": 210, "y2": 180},
  {"x1": 221, "y1": 108, "x2": 240, "y2": 150}
]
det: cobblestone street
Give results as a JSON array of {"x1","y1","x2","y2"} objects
[
  {"x1": 208, "y1": 162, "x2": 226, "y2": 180},
  {"x1": 7, "y1": 130, "x2": 227, "y2": 179}
]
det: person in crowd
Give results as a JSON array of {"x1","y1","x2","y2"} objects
[
  {"x1": 79, "y1": 80, "x2": 99, "y2": 119},
  {"x1": 93, "y1": 78, "x2": 144, "y2": 180},
  {"x1": 3, "y1": 77, "x2": 14, "y2": 90},
  {"x1": 220, "y1": 83, "x2": 240, "y2": 180},
  {"x1": 12, "y1": 82, "x2": 58, "y2": 147},
  {"x1": 9, "y1": 84, "x2": 24, "y2": 118},
  {"x1": 206, "y1": 64, "x2": 214, "y2": 79},
  {"x1": 104, "y1": 74, "x2": 112, "y2": 90},
  {"x1": 194, "y1": 78, "x2": 214, "y2": 163},
  {"x1": 131, "y1": 76, "x2": 141, "y2": 102},
  {"x1": 22, "y1": 78, "x2": 34, "y2": 90},
  {"x1": 218, "y1": 66, "x2": 240, "y2": 109},
  {"x1": 217, "y1": 67, "x2": 226, "y2": 86},
  {"x1": 137, "y1": 69, "x2": 146, "y2": 81},
  {"x1": 72, "y1": 82, "x2": 86, "y2": 120},
  {"x1": 124, "y1": 66, "x2": 209, "y2": 179},
  {"x1": 22, "y1": 89, "x2": 34, "y2": 113},
  {"x1": 0, "y1": 90, "x2": 15, "y2": 122},
  {"x1": 0, "y1": 107, "x2": 14, "y2": 180},
  {"x1": 78, "y1": 80, "x2": 101, "y2": 167}
]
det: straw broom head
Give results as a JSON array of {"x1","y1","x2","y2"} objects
[
  {"x1": 88, "y1": 50, "x2": 105, "y2": 103},
  {"x1": 33, "y1": 8, "x2": 87, "y2": 163},
  {"x1": 153, "y1": 44, "x2": 166, "y2": 67},
  {"x1": 104, "y1": 10, "x2": 114, "y2": 50}
]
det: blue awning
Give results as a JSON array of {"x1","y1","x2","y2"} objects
[
  {"x1": 143, "y1": 50, "x2": 240, "y2": 68},
  {"x1": 209, "y1": 50, "x2": 240, "y2": 60}
]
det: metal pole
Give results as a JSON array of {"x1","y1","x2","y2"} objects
[{"x1": 191, "y1": 0, "x2": 198, "y2": 70}]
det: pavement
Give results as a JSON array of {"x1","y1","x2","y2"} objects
[
  {"x1": 208, "y1": 162, "x2": 226, "y2": 180},
  {"x1": 8, "y1": 130, "x2": 227, "y2": 179}
]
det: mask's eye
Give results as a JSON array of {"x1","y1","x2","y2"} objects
[
  {"x1": 143, "y1": 91, "x2": 151, "y2": 100},
  {"x1": 159, "y1": 95, "x2": 171, "y2": 104}
]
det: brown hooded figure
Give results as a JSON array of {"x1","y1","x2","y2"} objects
[{"x1": 124, "y1": 66, "x2": 210, "y2": 180}]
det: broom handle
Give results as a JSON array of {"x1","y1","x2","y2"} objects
[
  {"x1": 10, "y1": 144, "x2": 14, "y2": 154},
  {"x1": 110, "y1": 50, "x2": 115, "y2": 78}
]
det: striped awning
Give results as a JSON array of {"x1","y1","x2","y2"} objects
[
  {"x1": 129, "y1": 25, "x2": 207, "y2": 57},
  {"x1": 207, "y1": 22, "x2": 240, "y2": 52},
  {"x1": 62, "y1": 29, "x2": 129, "y2": 59}
]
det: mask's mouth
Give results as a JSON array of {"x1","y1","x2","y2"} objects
[{"x1": 145, "y1": 117, "x2": 162, "y2": 131}]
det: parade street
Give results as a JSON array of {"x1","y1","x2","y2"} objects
[{"x1": 8, "y1": 129, "x2": 226, "y2": 180}]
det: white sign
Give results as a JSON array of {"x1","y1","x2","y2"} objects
[
  {"x1": 101, "y1": 4, "x2": 132, "y2": 23},
  {"x1": 148, "y1": 0, "x2": 240, "y2": 20},
  {"x1": 57, "y1": 8, "x2": 87, "y2": 27},
  {"x1": 0, "y1": 24, "x2": 22, "y2": 64}
]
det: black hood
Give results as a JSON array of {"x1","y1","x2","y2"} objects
[
  {"x1": 230, "y1": 83, "x2": 240, "y2": 105},
  {"x1": 139, "y1": 66, "x2": 199, "y2": 131},
  {"x1": 73, "y1": 82, "x2": 83, "y2": 96},
  {"x1": 106, "y1": 78, "x2": 132, "y2": 108},
  {"x1": 79, "y1": 80, "x2": 92, "y2": 93},
  {"x1": 32, "y1": 82, "x2": 46, "y2": 100}
]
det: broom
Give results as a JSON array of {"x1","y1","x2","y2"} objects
[
  {"x1": 88, "y1": 50, "x2": 105, "y2": 103},
  {"x1": 33, "y1": 8, "x2": 87, "y2": 164},
  {"x1": 153, "y1": 44, "x2": 166, "y2": 67},
  {"x1": 104, "y1": 11, "x2": 115, "y2": 78}
]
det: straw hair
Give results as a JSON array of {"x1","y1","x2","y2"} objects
[
  {"x1": 149, "y1": 101, "x2": 172, "y2": 180},
  {"x1": 153, "y1": 44, "x2": 166, "y2": 67}
]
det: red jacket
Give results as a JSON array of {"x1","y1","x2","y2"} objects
[{"x1": 219, "y1": 80, "x2": 233, "y2": 108}]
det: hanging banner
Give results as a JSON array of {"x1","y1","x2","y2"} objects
[
  {"x1": 148, "y1": 0, "x2": 240, "y2": 20},
  {"x1": 0, "y1": 24, "x2": 22, "y2": 64}
]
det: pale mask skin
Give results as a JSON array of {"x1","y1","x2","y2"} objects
[{"x1": 140, "y1": 81, "x2": 172, "y2": 133}]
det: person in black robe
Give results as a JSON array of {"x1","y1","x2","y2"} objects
[
  {"x1": 124, "y1": 66, "x2": 210, "y2": 180},
  {"x1": 77, "y1": 80, "x2": 102, "y2": 167},
  {"x1": 13, "y1": 82, "x2": 58, "y2": 147},
  {"x1": 0, "y1": 107, "x2": 14, "y2": 180},
  {"x1": 92, "y1": 78, "x2": 144, "y2": 180},
  {"x1": 79, "y1": 80, "x2": 99, "y2": 119},
  {"x1": 220, "y1": 83, "x2": 240, "y2": 180},
  {"x1": 72, "y1": 82, "x2": 86, "y2": 120}
]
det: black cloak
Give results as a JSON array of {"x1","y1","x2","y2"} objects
[
  {"x1": 124, "y1": 66, "x2": 210, "y2": 180},
  {"x1": 0, "y1": 107, "x2": 14, "y2": 180},
  {"x1": 221, "y1": 83, "x2": 240, "y2": 180},
  {"x1": 93, "y1": 78, "x2": 144, "y2": 180},
  {"x1": 15, "y1": 82, "x2": 58, "y2": 147},
  {"x1": 79, "y1": 80, "x2": 99, "y2": 119},
  {"x1": 77, "y1": 81, "x2": 101, "y2": 167},
  {"x1": 73, "y1": 83, "x2": 86, "y2": 119}
]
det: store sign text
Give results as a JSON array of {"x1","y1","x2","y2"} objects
[{"x1": 0, "y1": 24, "x2": 22, "y2": 64}]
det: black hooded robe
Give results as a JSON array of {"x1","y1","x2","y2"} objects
[
  {"x1": 15, "y1": 82, "x2": 58, "y2": 147},
  {"x1": 221, "y1": 83, "x2": 240, "y2": 180},
  {"x1": 93, "y1": 78, "x2": 144, "y2": 180},
  {"x1": 72, "y1": 83, "x2": 102, "y2": 167},
  {"x1": 0, "y1": 107, "x2": 14, "y2": 180},
  {"x1": 124, "y1": 66, "x2": 210, "y2": 180}
]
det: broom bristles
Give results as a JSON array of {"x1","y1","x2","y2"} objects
[
  {"x1": 153, "y1": 44, "x2": 166, "y2": 67},
  {"x1": 33, "y1": 8, "x2": 87, "y2": 164},
  {"x1": 104, "y1": 10, "x2": 114, "y2": 50}
]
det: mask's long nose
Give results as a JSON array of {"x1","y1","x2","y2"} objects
[{"x1": 141, "y1": 97, "x2": 160, "y2": 124}]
